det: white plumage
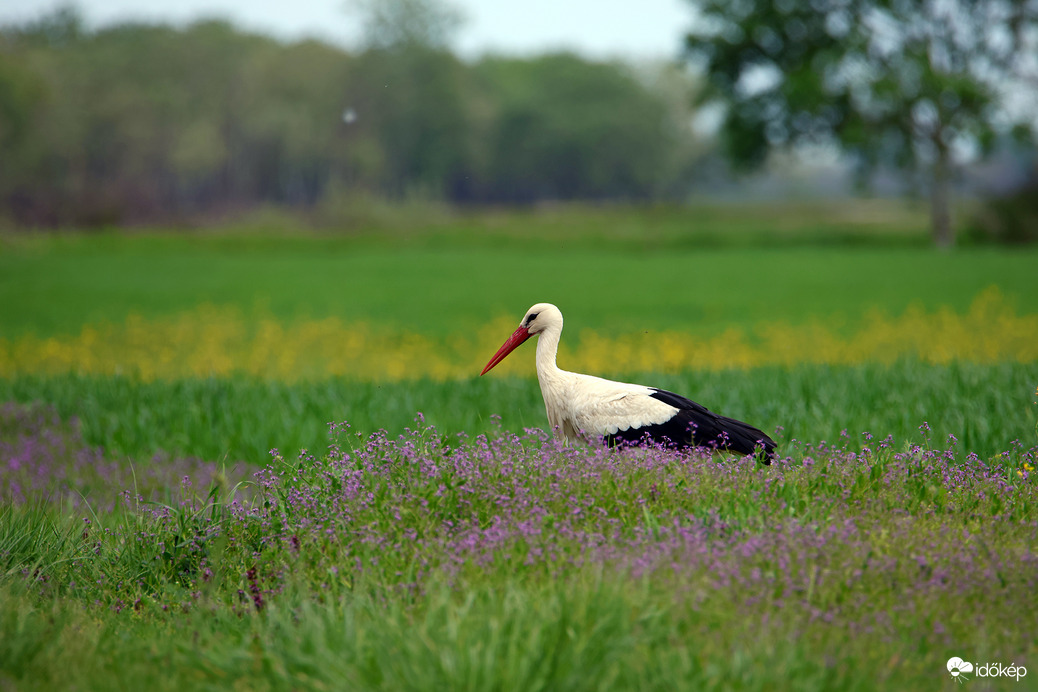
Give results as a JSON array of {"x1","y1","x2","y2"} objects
[{"x1": 481, "y1": 303, "x2": 776, "y2": 461}]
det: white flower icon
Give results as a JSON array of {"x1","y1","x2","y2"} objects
[{"x1": 947, "y1": 657, "x2": 974, "y2": 682}]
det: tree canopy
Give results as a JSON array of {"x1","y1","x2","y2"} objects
[
  {"x1": 0, "y1": 7, "x2": 698, "y2": 227},
  {"x1": 685, "y1": 0, "x2": 1038, "y2": 246}
]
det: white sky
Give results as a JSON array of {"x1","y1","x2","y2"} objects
[{"x1": 0, "y1": 0, "x2": 694, "y2": 61}]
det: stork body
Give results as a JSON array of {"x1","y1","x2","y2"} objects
[{"x1": 481, "y1": 303, "x2": 776, "y2": 462}]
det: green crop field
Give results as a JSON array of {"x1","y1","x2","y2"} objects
[
  {"x1": 0, "y1": 361, "x2": 1034, "y2": 465},
  {"x1": 2, "y1": 205, "x2": 1037, "y2": 689},
  {"x1": 3, "y1": 222, "x2": 1038, "y2": 339}
]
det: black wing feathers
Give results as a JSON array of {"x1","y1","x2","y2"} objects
[{"x1": 606, "y1": 388, "x2": 776, "y2": 462}]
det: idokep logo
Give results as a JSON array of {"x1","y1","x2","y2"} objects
[
  {"x1": 947, "y1": 658, "x2": 974, "y2": 683},
  {"x1": 947, "y1": 656, "x2": 1028, "y2": 683}
]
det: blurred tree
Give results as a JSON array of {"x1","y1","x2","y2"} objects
[
  {"x1": 0, "y1": 50, "x2": 47, "y2": 221},
  {"x1": 345, "y1": 47, "x2": 473, "y2": 198},
  {"x1": 7, "y1": 4, "x2": 83, "y2": 47},
  {"x1": 0, "y1": 14, "x2": 351, "y2": 225},
  {"x1": 342, "y1": 0, "x2": 473, "y2": 198},
  {"x1": 473, "y1": 54, "x2": 681, "y2": 202},
  {"x1": 684, "y1": 0, "x2": 1038, "y2": 247},
  {"x1": 234, "y1": 37, "x2": 353, "y2": 205},
  {"x1": 0, "y1": 3, "x2": 697, "y2": 227},
  {"x1": 349, "y1": 0, "x2": 463, "y2": 50},
  {"x1": 967, "y1": 157, "x2": 1038, "y2": 244}
]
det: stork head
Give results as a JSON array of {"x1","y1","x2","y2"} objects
[{"x1": 480, "y1": 303, "x2": 562, "y2": 375}]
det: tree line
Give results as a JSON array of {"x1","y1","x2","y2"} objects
[
  {"x1": 0, "y1": 8, "x2": 701, "y2": 228},
  {"x1": 685, "y1": 0, "x2": 1038, "y2": 246}
]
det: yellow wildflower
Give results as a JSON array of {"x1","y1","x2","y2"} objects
[{"x1": 0, "y1": 287, "x2": 1036, "y2": 381}]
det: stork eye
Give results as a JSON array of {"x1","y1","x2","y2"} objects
[{"x1": 525, "y1": 312, "x2": 539, "y2": 326}]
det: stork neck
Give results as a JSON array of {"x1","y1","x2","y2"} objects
[{"x1": 535, "y1": 323, "x2": 565, "y2": 381}]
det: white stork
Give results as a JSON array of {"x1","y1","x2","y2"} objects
[{"x1": 480, "y1": 303, "x2": 776, "y2": 462}]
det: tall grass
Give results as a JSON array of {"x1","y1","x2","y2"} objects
[
  {"x1": 1, "y1": 361, "x2": 1035, "y2": 463},
  {"x1": 0, "y1": 402, "x2": 237, "y2": 508},
  {"x1": 1, "y1": 421, "x2": 1035, "y2": 690},
  {"x1": 0, "y1": 576, "x2": 951, "y2": 691}
]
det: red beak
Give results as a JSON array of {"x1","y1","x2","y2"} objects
[{"x1": 480, "y1": 325, "x2": 532, "y2": 375}]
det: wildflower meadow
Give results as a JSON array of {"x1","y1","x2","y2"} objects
[{"x1": 1, "y1": 220, "x2": 1037, "y2": 690}]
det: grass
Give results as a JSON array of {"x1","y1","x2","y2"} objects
[
  {"x1": 1, "y1": 419, "x2": 1035, "y2": 690},
  {"x1": 0, "y1": 577, "x2": 963, "y2": 690},
  {"x1": 2, "y1": 216, "x2": 1037, "y2": 340},
  {"x1": 1, "y1": 361, "x2": 1035, "y2": 465},
  {"x1": 2, "y1": 202, "x2": 1037, "y2": 689}
]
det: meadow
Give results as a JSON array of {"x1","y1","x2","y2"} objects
[{"x1": 2, "y1": 204, "x2": 1037, "y2": 689}]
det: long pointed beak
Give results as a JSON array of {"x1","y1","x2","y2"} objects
[{"x1": 480, "y1": 325, "x2": 532, "y2": 375}]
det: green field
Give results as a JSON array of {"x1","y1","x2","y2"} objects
[
  {"x1": 1, "y1": 361, "x2": 1035, "y2": 465},
  {"x1": 2, "y1": 212, "x2": 1036, "y2": 459},
  {"x1": 3, "y1": 415, "x2": 1036, "y2": 690},
  {"x1": 3, "y1": 208, "x2": 1037, "y2": 339},
  {"x1": 2, "y1": 207, "x2": 1037, "y2": 689}
]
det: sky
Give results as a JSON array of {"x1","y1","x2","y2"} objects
[{"x1": 0, "y1": 0, "x2": 694, "y2": 61}]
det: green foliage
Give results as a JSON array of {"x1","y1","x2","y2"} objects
[
  {"x1": 350, "y1": 0, "x2": 464, "y2": 51},
  {"x1": 0, "y1": 10, "x2": 693, "y2": 227},
  {"x1": 686, "y1": 0, "x2": 1036, "y2": 167},
  {"x1": 0, "y1": 504, "x2": 80, "y2": 581},
  {"x1": 1, "y1": 17, "x2": 345, "y2": 224},
  {"x1": 0, "y1": 52, "x2": 45, "y2": 155},
  {"x1": 684, "y1": 0, "x2": 1038, "y2": 245},
  {"x1": 472, "y1": 54, "x2": 681, "y2": 201},
  {"x1": 345, "y1": 45, "x2": 473, "y2": 197},
  {"x1": 967, "y1": 168, "x2": 1038, "y2": 244}
]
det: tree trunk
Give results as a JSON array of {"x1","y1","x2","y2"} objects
[{"x1": 930, "y1": 148, "x2": 953, "y2": 248}]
